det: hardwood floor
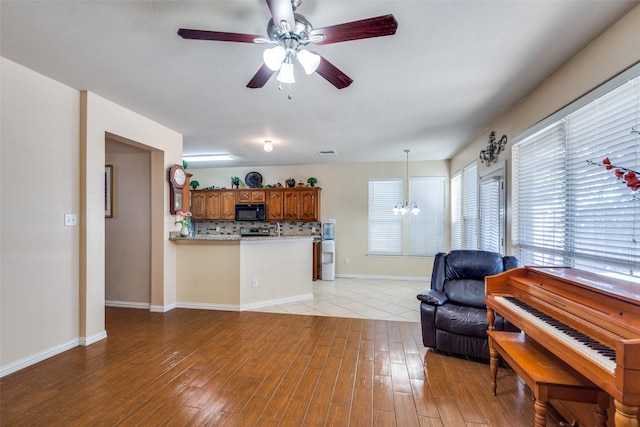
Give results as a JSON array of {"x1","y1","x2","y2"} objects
[{"x1": 0, "y1": 308, "x2": 560, "y2": 426}]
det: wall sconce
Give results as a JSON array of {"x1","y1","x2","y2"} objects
[{"x1": 479, "y1": 131, "x2": 507, "y2": 165}]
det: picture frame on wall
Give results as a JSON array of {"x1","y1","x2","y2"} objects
[{"x1": 105, "y1": 165, "x2": 113, "y2": 218}]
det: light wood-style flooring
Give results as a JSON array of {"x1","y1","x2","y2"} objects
[{"x1": 0, "y1": 308, "x2": 561, "y2": 426}]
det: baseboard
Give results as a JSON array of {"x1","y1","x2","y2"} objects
[
  {"x1": 105, "y1": 300, "x2": 151, "y2": 310},
  {"x1": 0, "y1": 338, "x2": 79, "y2": 378},
  {"x1": 150, "y1": 303, "x2": 177, "y2": 313},
  {"x1": 80, "y1": 330, "x2": 107, "y2": 346},
  {"x1": 176, "y1": 293, "x2": 314, "y2": 312},
  {"x1": 336, "y1": 273, "x2": 429, "y2": 281}
]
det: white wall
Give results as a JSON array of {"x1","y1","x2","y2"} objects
[{"x1": 1, "y1": 58, "x2": 81, "y2": 370}]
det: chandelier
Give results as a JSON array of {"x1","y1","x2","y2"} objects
[{"x1": 393, "y1": 149, "x2": 420, "y2": 215}]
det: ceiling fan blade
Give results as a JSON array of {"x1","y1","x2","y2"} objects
[
  {"x1": 266, "y1": 0, "x2": 295, "y2": 31},
  {"x1": 178, "y1": 28, "x2": 262, "y2": 44},
  {"x1": 310, "y1": 14, "x2": 398, "y2": 45},
  {"x1": 313, "y1": 54, "x2": 353, "y2": 89},
  {"x1": 247, "y1": 64, "x2": 276, "y2": 88}
]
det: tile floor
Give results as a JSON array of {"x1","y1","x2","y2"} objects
[{"x1": 251, "y1": 277, "x2": 426, "y2": 322}]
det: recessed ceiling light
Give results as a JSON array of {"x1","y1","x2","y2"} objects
[{"x1": 183, "y1": 154, "x2": 234, "y2": 162}]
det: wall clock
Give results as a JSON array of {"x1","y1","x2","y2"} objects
[{"x1": 168, "y1": 164, "x2": 186, "y2": 214}]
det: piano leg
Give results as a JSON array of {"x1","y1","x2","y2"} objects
[
  {"x1": 534, "y1": 399, "x2": 548, "y2": 427},
  {"x1": 614, "y1": 400, "x2": 639, "y2": 427},
  {"x1": 489, "y1": 344, "x2": 498, "y2": 396}
]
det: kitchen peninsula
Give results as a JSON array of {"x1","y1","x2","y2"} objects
[{"x1": 171, "y1": 233, "x2": 316, "y2": 311}]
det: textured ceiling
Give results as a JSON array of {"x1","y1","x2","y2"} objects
[{"x1": 1, "y1": 0, "x2": 637, "y2": 167}]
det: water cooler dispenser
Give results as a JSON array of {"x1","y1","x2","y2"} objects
[{"x1": 321, "y1": 222, "x2": 335, "y2": 281}]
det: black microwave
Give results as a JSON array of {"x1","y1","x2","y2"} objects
[{"x1": 235, "y1": 204, "x2": 266, "y2": 222}]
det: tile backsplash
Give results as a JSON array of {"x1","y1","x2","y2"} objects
[{"x1": 194, "y1": 221, "x2": 322, "y2": 238}]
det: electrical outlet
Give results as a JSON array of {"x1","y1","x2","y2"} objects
[
  {"x1": 252, "y1": 278, "x2": 258, "y2": 288},
  {"x1": 64, "y1": 213, "x2": 78, "y2": 226},
  {"x1": 344, "y1": 258, "x2": 350, "y2": 265},
  {"x1": 215, "y1": 226, "x2": 220, "y2": 232},
  {"x1": 311, "y1": 226, "x2": 316, "y2": 233}
]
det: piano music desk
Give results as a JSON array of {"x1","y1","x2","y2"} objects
[{"x1": 488, "y1": 330, "x2": 609, "y2": 427}]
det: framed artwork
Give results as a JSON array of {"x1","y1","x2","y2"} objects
[{"x1": 105, "y1": 165, "x2": 113, "y2": 218}]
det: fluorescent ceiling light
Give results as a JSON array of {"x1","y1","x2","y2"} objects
[{"x1": 183, "y1": 154, "x2": 233, "y2": 162}]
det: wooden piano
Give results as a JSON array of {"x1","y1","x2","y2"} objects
[{"x1": 485, "y1": 266, "x2": 640, "y2": 427}]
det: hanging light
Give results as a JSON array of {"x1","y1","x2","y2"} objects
[
  {"x1": 277, "y1": 55, "x2": 295, "y2": 84},
  {"x1": 393, "y1": 149, "x2": 420, "y2": 215},
  {"x1": 263, "y1": 46, "x2": 286, "y2": 71},
  {"x1": 297, "y1": 49, "x2": 320, "y2": 75},
  {"x1": 263, "y1": 140, "x2": 273, "y2": 152}
]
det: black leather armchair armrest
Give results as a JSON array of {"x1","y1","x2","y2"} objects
[{"x1": 417, "y1": 289, "x2": 448, "y2": 306}]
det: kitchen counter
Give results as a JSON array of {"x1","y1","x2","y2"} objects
[
  {"x1": 170, "y1": 233, "x2": 316, "y2": 242},
  {"x1": 173, "y1": 235, "x2": 314, "y2": 310}
]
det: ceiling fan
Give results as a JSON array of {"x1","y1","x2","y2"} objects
[{"x1": 177, "y1": 0, "x2": 398, "y2": 89}]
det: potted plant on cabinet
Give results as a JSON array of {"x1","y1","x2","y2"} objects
[
  {"x1": 190, "y1": 180, "x2": 200, "y2": 190},
  {"x1": 307, "y1": 177, "x2": 318, "y2": 187},
  {"x1": 231, "y1": 176, "x2": 240, "y2": 189},
  {"x1": 285, "y1": 178, "x2": 296, "y2": 188}
]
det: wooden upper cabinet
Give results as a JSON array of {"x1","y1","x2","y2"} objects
[
  {"x1": 191, "y1": 190, "x2": 206, "y2": 220},
  {"x1": 266, "y1": 190, "x2": 284, "y2": 221},
  {"x1": 190, "y1": 187, "x2": 319, "y2": 222},
  {"x1": 236, "y1": 190, "x2": 266, "y2": 204},
  {"x1": 300, "y1": 189, "x2": 319, "y2": 221},
  {"x1": 205, "y1": 191, "x2": 222, "y2": 220},
  {"x1": 283, "y1": 190, "x2": 300, "y2": 221},
  {"x1": 220, "y1": 191, "x2": 236, "y2": 220},
  {"x1": 282, "y1": 188, "x2": 321, "y2": 221}
]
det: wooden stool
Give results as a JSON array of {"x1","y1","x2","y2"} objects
[{"x1": 488, "y1": 330, "x2": 609, "y2": 427}]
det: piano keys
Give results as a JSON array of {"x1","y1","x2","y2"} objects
[{"x1": 485, "y1": 266, "x2": 640, "y2": 427}]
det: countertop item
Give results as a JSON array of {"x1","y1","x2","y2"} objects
[{"x1": 169, "y1": 234, "x2": 314, "y2": 242}]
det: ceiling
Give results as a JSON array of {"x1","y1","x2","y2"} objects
[{"x1": 1, "y1": 1, "x2": 637, "y2": 168}]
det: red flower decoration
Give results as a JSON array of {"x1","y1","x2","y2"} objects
[{"x1": 587, "y1": 158, "x2": 640, "y2": 196}]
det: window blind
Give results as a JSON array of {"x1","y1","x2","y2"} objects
[
  {"x1": 368, "y1": 179, "x2": 403, "y2": 255},
  {"x1": 513, "y1": 73, "x2": 639, "y2": 281},
  {"x1": 451, "y1": 172, "x2": 462, "y2": 250},
  {"x1": 479, "y1": 175, "x2": 503, "y2": 253},
  {"x1": 409, "y1": 177, "x2": 445, "y2": 256},
  {"x1": 463, "y1": 162, "x2": 478, "y2": 249}
]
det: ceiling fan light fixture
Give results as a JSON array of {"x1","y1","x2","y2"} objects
[
  {"x1": 297, "y1": 49, "x2": 320, "y2": 75},
  {"x1": 263, "y1": 46, "x2": 286, "y2": 71},
  {"x1": 277, "y1": 60, "x2": 295, "y2": 83}
]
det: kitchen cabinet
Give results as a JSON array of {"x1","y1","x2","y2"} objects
[
  {"x1": 191, "y1": 190, "x2": 206, "y2": 220},
  {"x1": 236, "y1": 190, "x2": 265, "y2": 204},
  {"x1": 284, "y1": 188, "x2": 321, "y2": 221},
  {"x1": 190, "y1": 190, "x2": 235, "y2": 220},
  {"x1": 190, "y1": 188, "x2": 320, "y2": 222},
  {"x1": 266, "y1": 190, "x2": 284, "y2": 221}
]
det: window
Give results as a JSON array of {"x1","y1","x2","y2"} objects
[
  {"x1": 409, "y1": 177, "x2": 445, "y2": 256},
  {"x1": 479, "y1": 163, "x2": 505, "y2": 253},
  {"x1": 368, "y1": 177, "x2": 445, "y2": 256},
  {"x1": 451, "y1": 172, "x2": 462, "y2": 250},
  {"x1": 513, "y1": 67, "x2": 639, "y2": 282},
  {"x1": 463, "y1": 162, "x2": 478, "y2": 249},
  {"x1": 368, "y1": 179, "x2": 403, "y2": 255}
]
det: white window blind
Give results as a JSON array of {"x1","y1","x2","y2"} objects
[
  {"x1": 368, "y1": 179, "x2": 403, "y2": 255},
  {"x1": 463, "y1": 162, "x2": 478, "y2": 249},
  {"x1": 479, "y1": 172, "x2": 504, "y2": 253},
  {"x1": 451, "y1": 172, "x2": 462, "y2": 250},
  {"x1": 514, "y1": 72, "x2": 639, "y2": 281},
  {"x1": 409, "y1": 177, "x2": 445, "y2": 256}
]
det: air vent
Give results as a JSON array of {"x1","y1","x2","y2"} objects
[{"x1": 316, "y1": 150, "x2": 337, "y2": 156}]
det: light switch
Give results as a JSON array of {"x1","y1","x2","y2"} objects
[{"x1": 64, "y1": 213, "x2": 78, "y2": 226}]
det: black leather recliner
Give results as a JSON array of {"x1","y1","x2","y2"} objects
[{"x1": 417, "y1": 250, "x2": 519, "y2": 360}]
